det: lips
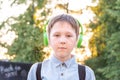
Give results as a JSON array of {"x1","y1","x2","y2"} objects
[{"x1": 58, "y1": 47, "x2": 66, "y2": 49}]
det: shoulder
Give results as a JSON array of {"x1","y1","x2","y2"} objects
[
  {"x1": 42, "y1": 58, "x2": 51, "y2": 66},
  {"x1": 85, "y1": 65, "x2": 96, "y2": 80},
  {"x1": 77, "y1": 64, "x2": 94, "y2": 74},
  {"x1": 28, "y1": 62, "x2": 40, "y2": 76},
  {"x1": 28, "y1": 62, "x2": 43, "y2": 75},
  {"x1": 27, "y1": 62, "x2": 39, "y2": 80},
  {"x1": 85, "y1": 66, "x2": 94, "y2": 74},
  {"x1": 30, "y1": 62, "x2": 39, "y2": 70}
]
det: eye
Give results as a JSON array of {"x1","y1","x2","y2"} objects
[
  {"x1": 54, "y1": 34, "x2": 60, "y2": 37},
  {"x1": 66, "y1": 35, "x2": 72, "y2": 37}
]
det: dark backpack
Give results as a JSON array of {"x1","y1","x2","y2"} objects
[{"x1": 36, "y1": 63, "x2": 86, "y2": 80}]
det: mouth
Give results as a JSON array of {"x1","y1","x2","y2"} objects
[{"x1": 58, "y1": 47, "x2": 67, "y2": 49}]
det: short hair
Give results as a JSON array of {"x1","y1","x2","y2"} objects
[{"x1": 47, "y1": 14, "x2": 80, "y2": 39}]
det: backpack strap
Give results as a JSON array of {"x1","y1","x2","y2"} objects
[
  {"x1": 36, "y1": 63, "x2": 42, "y2": 80},
  {"x1": 78, "y1": 64, "x2": 86, "y2": 80},
  {"x1": 36, "y1": 63, "x2": 86, "y2": 80}
]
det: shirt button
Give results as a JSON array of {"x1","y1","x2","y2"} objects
[
  {"x1": 62, "y1": 63, "x2": 65, "y2": 66},
  {"x1": 61, "y1": 73, "x2": 63, "y2": 76}
]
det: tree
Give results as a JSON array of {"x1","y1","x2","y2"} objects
[
  {"x1": 0, "y1": 0, "x2": 48, "y2": 63},
  {"x1": 85, "y1": 0, "x2": 120, "y2": 80}
]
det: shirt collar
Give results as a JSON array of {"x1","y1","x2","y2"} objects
[{"x1": 50, "y1": 54, "x2": 76, "y2": 68}]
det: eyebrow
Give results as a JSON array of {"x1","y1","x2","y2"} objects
[{"x1": 53, "y1": 31, "x2": 75, "y2": 35}]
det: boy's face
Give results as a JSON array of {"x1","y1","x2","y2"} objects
[{"x1": 49, "y1": 21, "x2": 77, "y2": 60}]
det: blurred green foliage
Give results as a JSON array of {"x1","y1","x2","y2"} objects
[
  {"x1": 0, "y1": 0, "x2": 48, "y2": 63},
  {"x1": 85, "y1": 0, "x2": 120, "y2": 80}
]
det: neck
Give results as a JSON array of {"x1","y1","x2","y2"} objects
[{"x1": 54, "y1": 54, "x2": 72, "y2": 62}]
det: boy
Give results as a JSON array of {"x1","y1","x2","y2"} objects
[{"x1": 27, "y1": 14, "x2": 96, "y2": 80}]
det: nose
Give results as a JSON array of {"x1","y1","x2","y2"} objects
[{"x1": 59, "y1": 36, "x2": 67, "y2": 44}]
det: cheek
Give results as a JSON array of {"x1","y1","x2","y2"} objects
[
  {"x1": 69, "y1": 40, "x2": 77, "y2": 47},
  {"x1": 70, "y1": 38, "x2": 78, "y2": 46},
  {"x1": 49, "y1": 37, "x2": 57, "y2": 46}
]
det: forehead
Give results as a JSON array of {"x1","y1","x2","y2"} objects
[
  {"x1": 52, "y1": 21, "x2": 74, "y2": 30},
  {"x1": 51, "y1": 21, "x2": 75, "y2": 33}
]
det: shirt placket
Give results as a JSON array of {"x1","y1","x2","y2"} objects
[{"x1": 59, "y1": 63, "x2": 66, "y2": 80}]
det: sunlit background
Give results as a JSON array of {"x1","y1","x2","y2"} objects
[{"x1": 0, "y1": 0, "x2": 98, "y2": 62}]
